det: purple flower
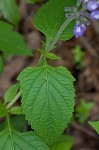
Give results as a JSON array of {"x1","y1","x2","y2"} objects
[
  {"x1": 87, "y1": 0, "x2": 99, "y2": 11},
  {"x1": 81, "y1": 0, "x2": 89, "y2": 2},
  {"x1": 73, "y1": 23, "x2": 86, "y2": 38},
  {"x1": 91, "y1": 10, "x2": 99, "y2": 20}
]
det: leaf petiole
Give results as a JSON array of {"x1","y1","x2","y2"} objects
[{"x1": 6, "y1": 91, "x2": 22, "y2": 109}]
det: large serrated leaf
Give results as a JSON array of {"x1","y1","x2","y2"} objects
[
  {"x1": 0, "y1": 0, "x2": 19, "y2": 26},
  {"x1": 0, "y1": 128, "x2": 49, "y2": 150},
  {"x1": 33, "y1": 0, "x2": 76, "y2": 47},
  {"x1": 0, "y1": 21, "x2": 32, "y2": 56},
  {"x1": 18, "y1": 65, "x2": 75, "y2": 145}
]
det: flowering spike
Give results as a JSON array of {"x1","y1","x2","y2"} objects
[{"x1": 64, "y1": 0, "x2": 99, "y2": 38}]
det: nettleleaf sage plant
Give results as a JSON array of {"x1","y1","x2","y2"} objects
[{"x1": 0, "y1": 0, "x2": 99, "y2": 149}]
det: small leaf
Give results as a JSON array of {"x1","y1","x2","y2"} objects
[
  {"x1": 72, "y1": 45, "x2": 84, "y2": 70},
  {"x1": 46, "y1": 53, "x2": 60, "y2": 60},
  {"x1": 18, "y1": 65, "x2": 75, "y2": 145},
  {"x1": 33, "y1": 0, "x2": 76, "y2": 48},
  {"x1": 38, "y1": 49, "x2": 45, "y2": 55},
  {"x1": 0, "y1": 55, "x2": 3, "y2": 73},
  {"x1": 89, "y1": 121, "x2": 99, "y2": 134},
  {"x1": 51, "y1": 135, "x2": 74, "y2": 150},
  {"x1": 0, "y1": 101, "x2": 7, "y2": 117},
  {"x1": 75, "y1": 99, "x2": 94, "y2": 124},
  {"x1": 0, "y1": 21, "x2": 32, "y2": 56},
  {"x1": 4, "y1": 83, "x2": 20, "y2": 103},
  {"x1": 0, "y1": 0, "x2": 19, "y2": 26},
  {"x1": 72, "y1": 45, "x2": 84, "y2": 65},
  {"x1": 10, "y1": 106, "x2": 23, "y2": 115}
]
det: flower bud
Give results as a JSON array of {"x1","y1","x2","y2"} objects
[
  {"x1": 73, "y1": 23, "x2": 86, "y2": 38},
  {"x1": 87, "y1": 0, "x2": 99, "y2": 11},
  {"x1": 91, "y1": 10, "x2": 99, "y2": 20}
]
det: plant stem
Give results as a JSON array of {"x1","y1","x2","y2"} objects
[
  {"x1": 46, "y1": 15, "x2": 75, "y2": 52},
  {"x1": 38, "y1": 15, "x2": 75, "y2": 66},
  {"x1": 6, "y1": 91, "x2": 22, "y2": 109}
]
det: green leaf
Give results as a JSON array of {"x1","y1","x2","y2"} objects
[
  {"x1": 33, "y1": 0, "x2": 76, "y2": 49},
  {"x1": 18, "y1": 65, "x2": 75, "y2": 145},
  {"x1": 88, "y1": 121, "x2": 99, "y2": 134},
  {"x1": 0, "y1": 118, "x2": 50, "y2": 150},
  {"x1": 51, "y1": 135, "x2": 74, "y2": 150},
  {"x1": 0, "y1": 115, "x2": 27, "y2": 132},
  {"x1": 0, "y1": 130, "x2": 50, "y2": 150},
  {"x1": 0, "y1": 101, "x2": 7, "y2": 117},
  {"x1": 24, "y1": 0, "x2": 41, "y2": 3},
  {"x1": 72, "y1": 45, "x2": 84, "y2": 64},
  {"x1": 10, "y1": 106, "x2": 23, "y2": 115},
  {"x1": 38, "y1": 49, "x2": 45, "y2": 55},
  {"x1": 46, "y1": 53, "x2": 60, "y2": 60},
  {"x1": 0, "y1": 21, "x2": 32, "y2": 56},
  {"x1": 4, "y1": 83, "x2": 20, "y2": 103},
  {"x1": 0, "y1": 55, "x2": 3, "y2": 73},
  {"x1": 72, "y1": 45, "x2": 84, "y2": 69},
  {"x1": 75, "y1": 99, "x2": 94, "y2": 124},
  {"x1": 0, "y1": 0, "x2": 19, "y2": 26}
]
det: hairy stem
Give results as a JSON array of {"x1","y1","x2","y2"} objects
[
  {"x1": 6, "y1": 91, "x2": 22, "y2": 109},
  {"x1": 46, "y1": 15, "x2": 75, "y2": 52},
  {"x1": 38, "y1": 15, "x2": 75, "y2": 66}
]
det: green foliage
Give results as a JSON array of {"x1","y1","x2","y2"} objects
[
  {"x1": 0, "y1": 101, "x2": 7, "y2": 117},
  {"x1": 89, "y1": 121, "x2": 99, "y2": 134},
  {"x1": 0, "y1": 0, "x2": 19, "y2": 26},
  {"x1": 10, "y1": 106, "x2": 23, "y2": 115},
  {"x1": 0, "y1": 21, "x2": 32, "y2": 56},
  {"x1": 24, "y1": 0, "x2": 41, "y2": 3},
  {"x1": 51, "y1": 135, "x2": 74, "y2": 150},
  {"x1": 0, "y1": 115, "x2": 26, "y2": 132},
  {"x1": 72, "y1": 45, "x2": 84, "y2": 69},
  {"x1": 0, "y1": 117, "x2": 50, "y2": 150},
  {"x1": 0, "y1": 0, "x2": 77, "y2": 148},
  {"x1": 75, "y1": 99, "x2": 94, "y2": 124},
  {"x1": 18, "y1": 65, "x2": 75, "y2": 145},
  {"x1": 0, "y1": 130, "x2": 49, "y2": 150},
  {"x1": 0, "y1": 55, "x2": 3, "y2": 73},
  {"x1": 4, "y1": 83, "x2": 20, "y2": 103},
  {"x1": 33, "y1": 0, "x2": 76, "y2": 50},
  {"x1": 46, "y1": 53, "x2": 60, "y2": 60},
  {"x1": 39, "y1": 49, "x2": 60, "y2": 60}
]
